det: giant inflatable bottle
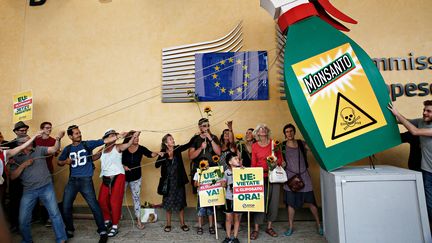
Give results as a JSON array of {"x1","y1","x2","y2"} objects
[{"x1": 261, "y1": 0, "x2": 401, "y2": 171}]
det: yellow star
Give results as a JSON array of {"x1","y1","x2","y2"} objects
[
  {"x1": 245, "y1": 73, "x2": 251, "y2": 78},
  {"x1": 236, "y1": 59, "x2": 242, "y2": 64},
  {"x1": 220, "y1": 87, "x2": 226, "y2": 93},
  {"x1": 212, "y1": 73, "x2": 218, "y2": 79},
  {"x1": 214, "y1": 81, "x2": 220, "y2": 87},
  {"x1": 243, "y1": 81, "x2": 248, "y2": 87},
  {"x1": 242, "y1": 65, "x2": 248, "y2": 70},
  {"x1": 229, "y1": 89, "x2": 234, "y2": 95},
  {"x1": 214, "y1": 65, "x2": 220, "y2": 71},
  {"x1": 237, "y1": 87, "x2": 243, "y2": 93},
  {"x1": 220, "y1": 60, "x2": 226, "y2": 65},
  {"x1": 228, "y1": 58, "x2": 234, "y2": 63}
]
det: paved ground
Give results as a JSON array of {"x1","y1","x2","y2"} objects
[{"x1": 12, "y1": 219, "x2": 327, "y2": 243}]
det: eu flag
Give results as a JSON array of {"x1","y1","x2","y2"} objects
[{"x1": 195, "y1": 51, "x2": 269, "y2": 101}]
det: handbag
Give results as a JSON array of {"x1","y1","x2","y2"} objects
[
  {"x1": 157, "y1": 176, "x2": 169, "y2": 196},
  {"x1": 285, "y1": 143, "x2": 306, "y2": 192},
  {"x1": 269, "y1": 165, "x2": 288, "y2": 183},
  {"x1": 287, "y1": 174, "x2": 305, "y2": 192},
  {"x1": 269, "y1": 140, "x2": 288, "y2": 183}
]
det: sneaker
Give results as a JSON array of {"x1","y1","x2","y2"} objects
[
  {"x1": 283, "y1": 228, "x2": 293, "y2": 236},
  {"x1": 232, "y1": 238, "x2": 240, "y2": 243},
  {"x1": 99, "y1": 233, "x2": 108, "y2": 243},
  {"x1": 45, "y1": 219, "x2": 52, "y2": 227},
  {"x1": 66, "y1": 230, "x2": 74, "y2": 238},
  {"x1": 222, "y1": 237, "x2": 231, "y2": 243}
]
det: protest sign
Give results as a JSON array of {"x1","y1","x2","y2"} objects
[
  {"x1": 13, "y1": 90, "x2": 33, "y2": 123},
  {"x1": 198, "y1": 166, "x2": 225, "y2": 207},
  {"x1": 233, "y1": 167, "x2": 264, "y2": 212}
]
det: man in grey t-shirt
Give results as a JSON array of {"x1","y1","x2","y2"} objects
[
  {"x1": 389, "y1": 100, "x2": 432, "y2": 222},
  {"x1": 10, "y1": 131, "x2": 67, "y2": 243}
]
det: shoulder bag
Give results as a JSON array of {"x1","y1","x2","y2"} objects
[{"x1": 286, "y1": 145, "x2": 306, "y2": 192}]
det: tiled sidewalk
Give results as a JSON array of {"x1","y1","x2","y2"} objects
[{"x1": 12, "y1": 219, "x2": 327, "y2": 242}]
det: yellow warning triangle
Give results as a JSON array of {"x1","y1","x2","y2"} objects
[{"x1": 332, "y1": 93, "x2": 377, "y2": 140}]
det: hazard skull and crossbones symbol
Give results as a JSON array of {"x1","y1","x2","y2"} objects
[{"x1": 340, "y1": 107, "x2": 361, "y2": 130}]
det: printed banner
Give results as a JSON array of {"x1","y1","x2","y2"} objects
[
  {"x1": 233, "y1": 167, "x2": 264, "y2": 212},
  {"x1": 13, "y1": 90, "x2": 33, "y2": 123},
  {"x1": 291, "y1": 43, "x2": 386, "y2": 148},
  {"x1": 198, "y1": 166, "x2": 225, "y2": 207}
]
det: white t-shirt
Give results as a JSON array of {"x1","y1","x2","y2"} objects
[
  {"x1": 193, "y1": 172, "x2": 199, "y2": 182},
  {"x1": 223, "y1": 169, "x2": 234, "y2": 200}
]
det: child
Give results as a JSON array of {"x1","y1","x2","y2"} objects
[
  {"x1": 222, "y1": 152, "x2": 242, "y2": 243},
  {"x1": 193, "y1": 158, "x2": 216, "y2": 235}
]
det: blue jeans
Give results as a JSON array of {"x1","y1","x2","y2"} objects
[
  {"x1": 62, "y1": 176, "x2": 106, "y2": 234},
  {"x1": 422, "y1": 170, "x2": 432, "y2": 221},
  {"x1": 19, "y1": 182, "x2": 67, "y2": 243}
]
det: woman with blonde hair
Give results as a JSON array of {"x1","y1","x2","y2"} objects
[{"x1": 250, "y1": 124, "x2": 283, "y2": 240}]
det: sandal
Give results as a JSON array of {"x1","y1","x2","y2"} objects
[
  {"x1": 164, "y1": 225, "x2": 171, "y2": 232},
  {"x1": 197, "y1": 227, "x2": 203, "y2": 235},
  {"x1": 180, "y1": 224, "x2": 190, "y2": 232},
  {"x1": 107, "y1": 227, "x2": 118, "y2": 237},
  {"x1": 265, "y1": 228, "x2": 278, "y2": 237},
  {"x1": 250, "y1": 230, "x2": 259, "y2": 240},
  {"x1": 136, "y1": 221, "x2": 145, "y2": 230},
  {"x1": 209, "y1": 226, "x2": 216, "y2": 234}
]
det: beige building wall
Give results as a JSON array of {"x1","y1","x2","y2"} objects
[{"x1": 0, "y1": 0, "x2": 431, "y2": 207}]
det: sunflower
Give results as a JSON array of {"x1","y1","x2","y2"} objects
[
  {"x1": 266, "y1": 155, "x2": 275, "y2": 164},
  {"x1": 266, "y1": 155, "x2": 277, "y2": 171},
  {"x1": 274, "y1": 140, "x2": 281, "y2": 146},
  {"x1": 199, "y1": 159, "x2": 209, "y2": 170},
  {"x1": 212, "y1": 155, "x2": 220, "y2": 163},
  {"x1": 235, "y1": 134, "x2": 244, "y2": 141},
  {"x1": 204, "y1": 106, "x2": 212, "y2": 114}
]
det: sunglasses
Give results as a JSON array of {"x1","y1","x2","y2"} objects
[{"x1": 200, "y1": 124, "x2": 210, "y2": 128}]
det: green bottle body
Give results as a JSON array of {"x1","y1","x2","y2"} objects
[{"x1": 284, "y1": 16, "x2": 400, "y2": 171}]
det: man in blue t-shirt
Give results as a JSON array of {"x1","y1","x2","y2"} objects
[{"x1": 58, "y1": 125, "x2": 121, "y2": 243}]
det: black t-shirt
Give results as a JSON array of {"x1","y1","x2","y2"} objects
[
  {"x1": 191, "y1": 134, "x2": 220, "y2": 167},
  {"x1": 400, "y1": 132, "x2": 421, "y2": 171},
  {"x1": 238, "y1": 143, "x2": 252, "y2": 167},
  {"x1": 122, "y1": 145, "x2": 153, "y2": 182}
]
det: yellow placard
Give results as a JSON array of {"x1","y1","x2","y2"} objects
[
  {"x1": 233, "y1": 167, "x2": 264, "y2": 212},
  {"x1": 198, "y1": 166, "x2": 225, "y2": 207},
  {"x1": 291, "y1": 43, "x2": 386, "y2": 147},
  {"x1": 13, "y1": 90, "x2": 33, "y2": 123}
]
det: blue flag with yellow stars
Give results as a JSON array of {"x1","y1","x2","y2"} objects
[{"x1": 195, "y1": 51, "x2": 269, "y2": 101}]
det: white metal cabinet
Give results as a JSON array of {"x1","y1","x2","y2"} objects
[{"x1": 320, "y1": 166, "x2": 431, "y2": 243}]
